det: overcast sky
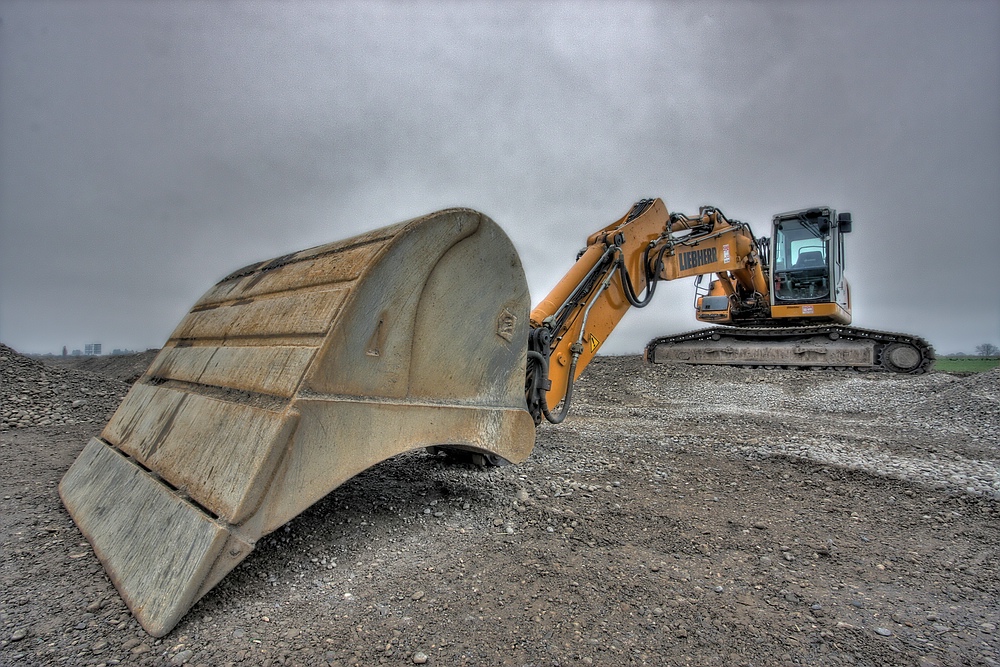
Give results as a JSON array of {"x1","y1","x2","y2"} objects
[{"x1": 2, "y1": 0, "x2": 998, "y2": 356}]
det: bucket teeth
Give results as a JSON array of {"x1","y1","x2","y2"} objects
[{"x1": 60, "y1": 208, "x2": 536, "y2": 637}]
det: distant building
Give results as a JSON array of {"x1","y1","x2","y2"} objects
[
  {"x1": 84, "y1": 343, "x2": 102, "y2": 356},
  {"x1": 72, "y1": 349, "x2": 82, "y2": 356}
]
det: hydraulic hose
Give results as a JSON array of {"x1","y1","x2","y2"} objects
[
  {"x1": 526, "y1": 348, "x2": 579, "y2": 425},
  {"x1": 530, "y1": 231, "x2": 671, "y2": 425},
  {"x1": 616, "y1": 242, "x2": 667, "y2": 308},
  {"x1": 547, "y1": 246, "x2": 618, "y2": 335},
  {"x1": 545, "y1": 350, "x2": 579, "y2": 424}
]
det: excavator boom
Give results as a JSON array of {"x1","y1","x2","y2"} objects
[{"x1": 525, "y1": 199, "x2": 772, "y2": 422}]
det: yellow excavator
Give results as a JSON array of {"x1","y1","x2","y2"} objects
[
  {"x1": 59, "y1": 198, "x2": 932, "y2": 637},
  {"x1": 642, "y1": 204, "x2": 932, "y2": 373}
]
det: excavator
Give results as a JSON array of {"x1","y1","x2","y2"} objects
[
  {"x1": 59, "y1": 198, "x2": 932, "y2": 637},
  {"x1": 644, "y1": 204, "x2": 932, "y2": 373}
]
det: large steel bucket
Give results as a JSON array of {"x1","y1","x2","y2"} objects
[{"x1": 60, "y1": 208, "x2": 535, "y2": 637}]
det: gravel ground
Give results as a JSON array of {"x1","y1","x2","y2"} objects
[{"x1": 1, "y1": 346, "x2": 998, "y2": 667}]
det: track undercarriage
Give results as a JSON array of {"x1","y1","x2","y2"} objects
[{"x1": 645, "y1": 325, "x2": 934, "y2": 373}]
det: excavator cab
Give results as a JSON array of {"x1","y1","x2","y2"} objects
[{"x1": 769, "y1": 208, "x2": 852, "y2": 325}]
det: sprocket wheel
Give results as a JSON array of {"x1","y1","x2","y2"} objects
[{"x1": 881, "y1": 342, "x2": 923, "y2": 373}]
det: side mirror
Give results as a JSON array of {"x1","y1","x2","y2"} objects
[{"x1": 837, "y1": 212, "x2": 852, "y2": 233}]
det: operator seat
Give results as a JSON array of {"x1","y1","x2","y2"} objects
[{"x1": 793, "y1": 250, "x2": 825, "y2": 270}]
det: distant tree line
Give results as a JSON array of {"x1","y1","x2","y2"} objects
[{"x1": 944, "y1": 344, "x2": 999, "y2": 357}]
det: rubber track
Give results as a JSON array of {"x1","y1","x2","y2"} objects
[{"x1": 644, "y1": 325, "x2": 935, "y2": 374}]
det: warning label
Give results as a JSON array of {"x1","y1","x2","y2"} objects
[{"x1": 589, "y1": 333, "x2": 600, "y2": 353}]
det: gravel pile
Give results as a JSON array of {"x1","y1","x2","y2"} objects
[
  {"x1": 41, "y1": 349, "x2": 159, "y2": 383},
  {"x1": 574, "y1": 356, "x2": 1000, "y2": 498},
  {"x1": 912, "y1": 367, "x2": 1000, "y2": 427},
  {"x1": 0, "y1": 344, "x2": 130, "y2": 431},
  {"x1": 2, "y1": 342, "x2": 996, "y2": 497}
]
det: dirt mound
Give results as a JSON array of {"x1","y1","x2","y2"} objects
[
  {"x1": 39, "y1": 349, "x2": 159, "y2": 383},
  {"x1": 0, "y1": 344, "x2": 130, "y2": 431}
]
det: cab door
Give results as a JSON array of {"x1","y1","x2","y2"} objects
[{"x1": 832, "y1": 212, "x2": 852, "y2": 312}]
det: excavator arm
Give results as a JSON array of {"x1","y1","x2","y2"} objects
[{"x1": 525, "y1": 198, "x2": 767, "y2": 423}]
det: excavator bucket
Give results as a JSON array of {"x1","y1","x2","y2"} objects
[{"x1": 59, "y1": 208, "x2": 536, "y2": 637}]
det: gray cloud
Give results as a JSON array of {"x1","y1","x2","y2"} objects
[{"x1": 1, "y1": 0, "x2": 997, "y2": 356}]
